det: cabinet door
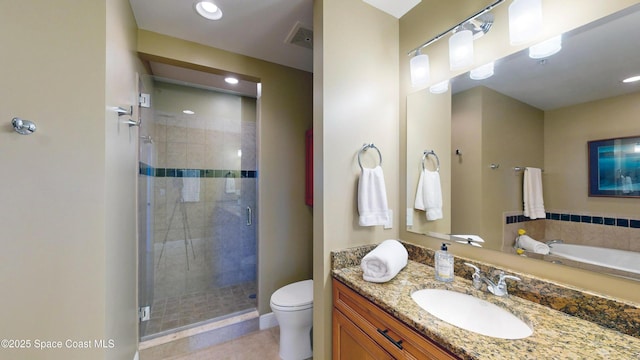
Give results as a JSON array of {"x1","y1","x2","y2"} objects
[
  {"x1": 333, "y1": 308, "x2": 394, "y2": 360},
  {"x1": 333, "y1": 279, "x2": 459, "y2": 360}
]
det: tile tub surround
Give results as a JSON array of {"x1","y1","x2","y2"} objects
[
  {"x1": 333, "y1": 261, "x2": 640, "y2": 359},
  {"x1": 502, "y1": 210, "x2": 640, "y2": 253},
  {"x1": 501, "y1": 210, "x2": 640, "y2": 280},
  {"x1": 331, "y1": 242, "x2": 640, "y2": 338}
]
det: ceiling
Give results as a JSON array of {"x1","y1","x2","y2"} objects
[
  {"x1": 128, "y1": 1, "x2": 639, "y2": 108},
  {"x1": 129, "y1": 0, "x2": 314, "y2": 73},
  {"x1": 451, "y1": 4, "x2": 640, "y2": 110},
  {"x1": 128, "y1": 0, "x2": 421, "y2": 96},
  {"x1": 128, "y1": 0, "x2": 420, "y2": 73},
  {"x1": 129, "y1": 0, "x2": 313, "y2": 97}
]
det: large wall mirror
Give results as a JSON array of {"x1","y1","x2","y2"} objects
[{"x1": 406, "y1": 4, "x2": 640, "y2": 281}]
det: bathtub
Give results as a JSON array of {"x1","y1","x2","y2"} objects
[{"x1": 547, "y1": 243, "x2": 640, "y2": 276}]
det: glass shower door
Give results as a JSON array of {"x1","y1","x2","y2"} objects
[{"x1": 138, "y1": 77, "x2": 257, "y2": 339}]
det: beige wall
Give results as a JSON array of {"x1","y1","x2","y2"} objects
[
  {"x1": 0, "y1": 0, "x2": 140, "y2": 359},
  {"x1": 313, "y1": 0, "x2": 400, "y2": 357},
  {"x1": 400, "y1": 0, "x2": 640, "y2": 304},
  {"x1": 545, "y1": 91, "x2": 640, "y2": 215},
  {"x1": 481, "y1": 88, "x2": 544, "y2": 248},
  {"x1": 136, "y1": 31, "x2": 314, "y2": 315},
  {"x1": 451, "y1": 88, "x2": 484, "y2": 236},
  {"x1": 406, "y1": 89, "x2": 451, "y2": 235},
  {"x1": 105, "y1": 1, "x2": 142, "y2": 358},
  {"x1": 451, "y1": 87, "x2": 544, "y2": 250}
]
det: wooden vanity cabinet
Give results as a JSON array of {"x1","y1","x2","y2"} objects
[{"x1": 333, "y1": 279, "x2": 459, "y2": 360}]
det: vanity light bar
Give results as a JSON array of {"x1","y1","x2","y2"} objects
[{"x1": 407, "y1": 0, "x2": 506, "y2": 56}]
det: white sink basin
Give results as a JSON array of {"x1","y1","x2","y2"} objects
[{"x1": 411, "y1": 289, "x2": 533, "y2": 339}]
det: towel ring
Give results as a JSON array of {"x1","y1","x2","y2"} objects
[
  {"x1": 358, "y1": 143, "x2": 382, "y2": 170},
  {"x1": 422, "y1": 150, "x2": 440, "y2": 172}
]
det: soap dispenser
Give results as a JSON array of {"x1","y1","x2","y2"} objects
[{"x1": 435, "y1": 243, "x2": 454, "y2": 282}]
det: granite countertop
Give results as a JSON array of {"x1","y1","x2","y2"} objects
[{"x1": 333, "y1": 261, "x2": 640, "y2": 359}]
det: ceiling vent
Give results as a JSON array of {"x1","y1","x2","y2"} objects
[{"x1": 285, "y1": 21, "x2": 313, "y2": 50}]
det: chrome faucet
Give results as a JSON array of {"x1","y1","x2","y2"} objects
[
  {"x1": 545, "y1": 239, "x2": 564, "y2": 246},
  {"x1": 464, "y1": 263, "x2": 521, "y2": 297}
]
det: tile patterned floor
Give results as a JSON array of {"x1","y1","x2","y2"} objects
[
  {"x1": 142, "y1": 327, "x2": 281, "y2": 360},
  {"x1": 143, "y1": 281, "x2": 257, "y2": 336}
]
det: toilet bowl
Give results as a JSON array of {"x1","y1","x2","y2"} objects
[{"x1": 270, "y1": 279, "x2": 313, "y2": 360}]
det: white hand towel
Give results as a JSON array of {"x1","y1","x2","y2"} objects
[
  {"x1": 182, "y1": 178, "x2": 200, "y2": 202},
  {"x1": 523, "y1": 167, "x2": 545, "y2": 219},
  {"x1": 361, "y1": 239, "x2": 408, "y2": 283},
  {"x1": 517, "y1": 234, "x2": 549, "y2": 255},
  {"x1": 414, "y1": 169, "x2": 443, "y2": 220},
  {"x1": 225, "y1": 176, "x2": 236, "y2": 194},
  {"x1": 358, "y1": 166, "x2": 390, "y2": 226}
]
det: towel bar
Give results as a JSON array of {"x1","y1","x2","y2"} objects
[{"x1": 514, "y1": 166, "x2": 544, "y2": 172}]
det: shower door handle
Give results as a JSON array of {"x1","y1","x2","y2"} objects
[{"x1": 246, "y1": 206, "x2": 252, "y2": 226}]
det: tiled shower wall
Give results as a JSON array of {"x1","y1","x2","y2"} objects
[
  {"x1": 138, "y1": 83, "x2": 258, "y2": 295},
  {"x1": 502, "y1": 210, "x2": 640, "y2": 253},
  {"x1": 151, "y1": 111, "x2": 251, "y2": 239}
]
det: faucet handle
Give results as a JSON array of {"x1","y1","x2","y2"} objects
[
  {"x1": 464, "y1": 263, "x2": 482, "y2": 289},
  {"x1": 496, "y1": 274, "x2": 521, "y2": 296},
  {"x1": 498, "y1": 274, "x2": 521, "y2": 283},
  {"x1": 464, "y1": 262, "x2": 480, "y2": 273}
]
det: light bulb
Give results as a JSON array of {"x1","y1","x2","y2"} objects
[
  {"x1": 470, "y1": 62, "x2": 495, "y2": 80},
  {"x1": 429, "y1": 80, "x2": 449, "y2": 94},
  {"x1": 410, "y1": 52, "x2": 430, "y2": 87},
  {"x1": 509, "y1": 0, "x2": 542, "y2": 45},
  {"x1": 449, "y1": 30, "x2": 474, "y2": 70},
  {"x1": 529, "y1": 35, "x2": 562, "y2": 59}
]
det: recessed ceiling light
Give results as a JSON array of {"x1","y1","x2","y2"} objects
[
  {"x1": 183, "y1": 110, "x2": 195, "y2": 115},
  {"x1": 225, "y1": 77, "x2": 239, "y2": 85},
  {"x1": 622, "y1": 75, "x2": 640, "y2": 83},
  {"x1": 195, "y1": 1, "x2": 223, "y2": 20}
]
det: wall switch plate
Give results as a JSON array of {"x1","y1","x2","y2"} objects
[{"x1": 384, "y1": 209, "x2": 393, "y2": 229}]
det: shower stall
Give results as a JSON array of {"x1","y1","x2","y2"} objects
[{"x1": 137, "y1": 77, "x2": 258, "y2": 339}]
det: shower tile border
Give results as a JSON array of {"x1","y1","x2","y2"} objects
[{"x1": 139, "y1": 162, "x2": 257, "y2": 179}]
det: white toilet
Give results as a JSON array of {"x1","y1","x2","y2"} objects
[{"x1": 270, "y1": 279, "x2": 313, "y2": 360}]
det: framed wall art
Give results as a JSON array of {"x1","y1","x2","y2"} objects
[{"x1": 588, "y1": 135, "x2": 640, "y2": 198}]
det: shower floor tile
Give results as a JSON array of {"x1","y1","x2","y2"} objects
[{"x1": 143, "y1": 281, "x2": 257, "y2": 337}]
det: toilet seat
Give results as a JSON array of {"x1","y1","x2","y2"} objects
[{"x1": 270, "y1": 279, "x2": 313, "y2": 311}]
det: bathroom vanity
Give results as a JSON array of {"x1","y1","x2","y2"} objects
[
  {"x1": 333, "y1": 279, "x2": 456, "y2": 359},
  {"x1": 331, "y1": 243, "x2": 640, "y2": 359}
]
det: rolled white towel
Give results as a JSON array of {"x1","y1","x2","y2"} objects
[
  {"x1": 361, "y1": 239, "x2": 408, "y2": 283},
  {"x1": 517, "y1": 234, "x2": 549, "y2": 255}
]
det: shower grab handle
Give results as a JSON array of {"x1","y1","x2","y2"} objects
[{"x1": 246, "y1": 206, "x2": 252, "y2": 226}]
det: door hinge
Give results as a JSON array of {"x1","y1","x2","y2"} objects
[
  {"x1": 139, "y1": 306, "x2": 150, "y2": 322},
  {"x1": 139, "y1": 93, "x2": 151, "y2": 108}
]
